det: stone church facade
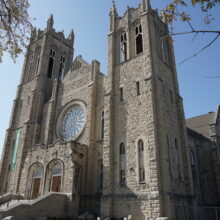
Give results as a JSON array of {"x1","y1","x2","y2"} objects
[{"x1": 0, "y1": 0, "x2": 220, "y2": 219}]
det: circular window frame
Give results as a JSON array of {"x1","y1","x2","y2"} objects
[{"x1": 56, "y1": 100, "x2": 87, "y2": 140}]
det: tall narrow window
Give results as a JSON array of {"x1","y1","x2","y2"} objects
[
  {"x1": 27, "y1": 54, "x2": 34, "y2": 82},
  {"x1": 167, "y1": 135, "x2": 172, "y2": 177},
  {"x1": 101, "y1": 111, "x2": 104, "y2": 139},
  {"x1": 135, "y1": 24, "x2": 143, "y2": 55},
  {"x1": 136, "y1": 81, "x2": 140, "y2": 96},
  {"x1": 190, "y1": 150, "x2": 195, "y2": 166},
  {"x1": 160, "y1": 33, "x2": 170, "y2": 66},
  {"x1": 27, "y1": 96, "x2": 31, "y2": 105},
  {"x1": 47, "y1": 49, "x2": 56, "y2": 79},
  {"x1": 120, "y1": 87, "x2": 123, "y2": 101},
  {"x1": 120, "y1": 170, "x2": 126, "y2": 185},
  {"x1": 35, "y1": 50, "x2": 41, "y2": 75},
  {"x1": 120, "y1": 32, "x2": 127, "y2": 62},
  {"x1": 31, "y1": 166, "x2": 43, "y2": 199},
  {"x1": 120, "y1": 143, "x2": 125, "y2": 155},
  {"x1": 75, "y1": 165, "x2": 82, "y2": 193},
  {"x1": 59, "y1": 56, "x2": 66, "y2": 79},
  {"x1": 175, "y1": 138, "x2": 181, "y2": 179},
  {"x1": 138, "y1": 139, "x2": 145, "y2": 183},
  {"x1": 119, "y1": 143, "x2": 126, "y2": 185},
  {"x1": 99, "y1": 161, "x2": 103, "y2": 192}
]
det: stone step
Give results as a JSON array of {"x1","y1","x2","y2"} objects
[{"x1": 0, "y1": 200, "x2": 31, "y2": 210}]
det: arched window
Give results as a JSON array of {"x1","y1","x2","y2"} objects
[
  {"x1": 135, "y1": 24, "x2": 143, "y2": 55},
  {"x1": 59, "y1": 56, "x2": 66, "y2": 79},
  {"x1": 138, "y1": 139, "x2": 144, "y2": 152},
  {"x1": 138, "y1": 139, "x2": 145, "y2": 183},
  {"x1": 190, "y1": 150, "x2": 195, "y2": 166},
  {"x1": 52, "y1": 163, "x2": 62, "y2": 176},
  {"x1": 45, "y1": 160, "x2": 64, "y2": 193},
  {"x1": 160, "y1": 32, "x2": 171, "y2": 66},
  {"x1": 51, "y1": 162, "x2": 62, "y2": 192},
  {"x1": 47, "y1": 49, "x2": 56, "y2": 78},
  {"x1": 120, "y1": 32, "x2": 127, "y2": 62},
  {"x1": 119, "y1": 143, "x2": 126, "y2": 185},
  {"x1": 33, "y1": 167, "x2": 43, "y2": 178},
  {"x1": 28, "y1": 163, "x2": 43, "y2": 199},
  {"x1": 27, "y1": 54, "x2": 34, "y2": 82},
  {"x1": 101, "y1": 111, "x2": 104, "y2": 140},
  {"x1": 35, "y1": 50, "x2": 41, "y2": 75},
  {"x1": 74, "y1": 164, "x2": 82, "y2": 193}
]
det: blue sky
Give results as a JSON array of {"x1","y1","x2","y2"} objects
[{"x1": 0, "y1": 0, "x2": 219, "y2": 156}]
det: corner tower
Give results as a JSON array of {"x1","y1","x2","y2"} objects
[
  {"x1": 0, "y1": 15, "x2": 74, "y2": 194},
  {"x1": 101, "y1": 1, "x2": 194, "y2": 219}
]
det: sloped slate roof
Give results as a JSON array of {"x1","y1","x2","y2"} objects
[{"x1": 186, "y1": 112, "x2": 215, "y2": 138}]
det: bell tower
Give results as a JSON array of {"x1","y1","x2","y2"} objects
[
  {"x1": 101, "y1": 0, "x2": 194, "y2": 219},
  {"x1": 0, "y1": 15, "x2": 74, "y2": 194}
]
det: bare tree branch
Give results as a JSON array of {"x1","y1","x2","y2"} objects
[
  {"x1": 192, "y1": 32, "x2": 198, "y2": 42},
  {"x1": 171, "y1": 30, "x2": 220, "y2": 36},
  {"x1": 179, "y1": 33, "x2": 220, "y2": 65},
  {"x1": 203, "y1": 75, "x2": 220, "y2": 78}
]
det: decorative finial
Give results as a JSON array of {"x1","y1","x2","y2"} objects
[
  {"x1": 109, "y1": 0, "x2": 118, "y2": 31},
  {"x1": 68, "y1": 29, "x2": 75, "y2": 42},
  {"x1": 111, "y1": 0, "x2": 117, "y2": 15},
  {"x1": 31, "y1": 27, "x2": 37, "y2": 39},
  {"x1": 47, "y1": 14, "x2": 54, "y2": 30}
]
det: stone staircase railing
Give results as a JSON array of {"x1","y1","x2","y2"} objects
[
  {"x1": 0, "y1": 193, "x2": 24, "y2": 206},
  {"x1": 0, "y1": 192, "x2": 71, "y2": 220}
]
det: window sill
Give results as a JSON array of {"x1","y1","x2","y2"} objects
[
  {"x1": 139, "y1": 181, "x2": 146, "y2": 185},
  {"x1": 96, "y1": 139, "x2": 104, "y2": 144},
  {"x1": 117, "y1": 52, "x2": 144, "y2": 66}
]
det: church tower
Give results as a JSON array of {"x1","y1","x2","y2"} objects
[
  {"x1": 0, "y1": 15, "x2": 74, "y2": 194},
  {"x1": 101, "y1": 0, "x2": 194, "y2": 219}
]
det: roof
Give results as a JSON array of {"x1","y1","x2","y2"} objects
[{"x1": 186, "y1": 112, "x2": 215, "y2": 138}]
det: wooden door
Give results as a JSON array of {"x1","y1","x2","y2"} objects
[
  {"x1": 32, "y1": 178, "x2": 41, "y2": 199},
  {"x1": 51, "y1": 175, "x2": 61, "y2": 192}
]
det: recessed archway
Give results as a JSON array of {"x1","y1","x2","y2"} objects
[
  {"x1": 44, "y1": 159, "x2": 64, "y2": 193},
  {"x1": 26, "y1": 162, "x2": 44, "y2": 199}
]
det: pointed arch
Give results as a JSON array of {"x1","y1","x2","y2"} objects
[
  {"x1": 135, "y1": 24, "x2": 143, "y2": 55},
  {"x1": 44, "y1": 159, "x2": 64, "y2": 193},
  {"x1": 26, "y1": 162, "x2": 44, "y2": 199}
]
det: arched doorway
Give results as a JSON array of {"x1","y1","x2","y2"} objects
[
  {"x1": 51, "y1": 163, "x2": 62, "y2": 192},
  {"x1": 32, "y1": 166, "x2": 43, "y2": 198},
  {"x1": 26, "y1": 163, "x2": 44, "y2": 199},
  {"x1": 44, "y1": 159, "x2": 64, "y2": 193}
]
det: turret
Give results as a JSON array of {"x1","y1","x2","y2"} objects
[
  {"x1": 47, "y1": 14, "x2": 54, "y2": 30},
  {"x1": 109, "y1": 0, "x2": 118, "y2": 32},
  {"x1": 141, "y1": 0, "x2": 151, "y2": 12},
  {"x1": 68, "y1": 29, "x2": 75, "y2": 47}
]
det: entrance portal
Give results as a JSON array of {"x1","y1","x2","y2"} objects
[
  {"x1": 50, "y1": 163, "x2": 63, "y2": 192},
  {"x1": 51, "y1": 175, "x2": 61, "y2": 192},
  {"x1": 32, "y1": 178, "x2": 41, "y2": 198},
  {"x1": 31, "y1": 166, "x2": 43, "y2": 199}
]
